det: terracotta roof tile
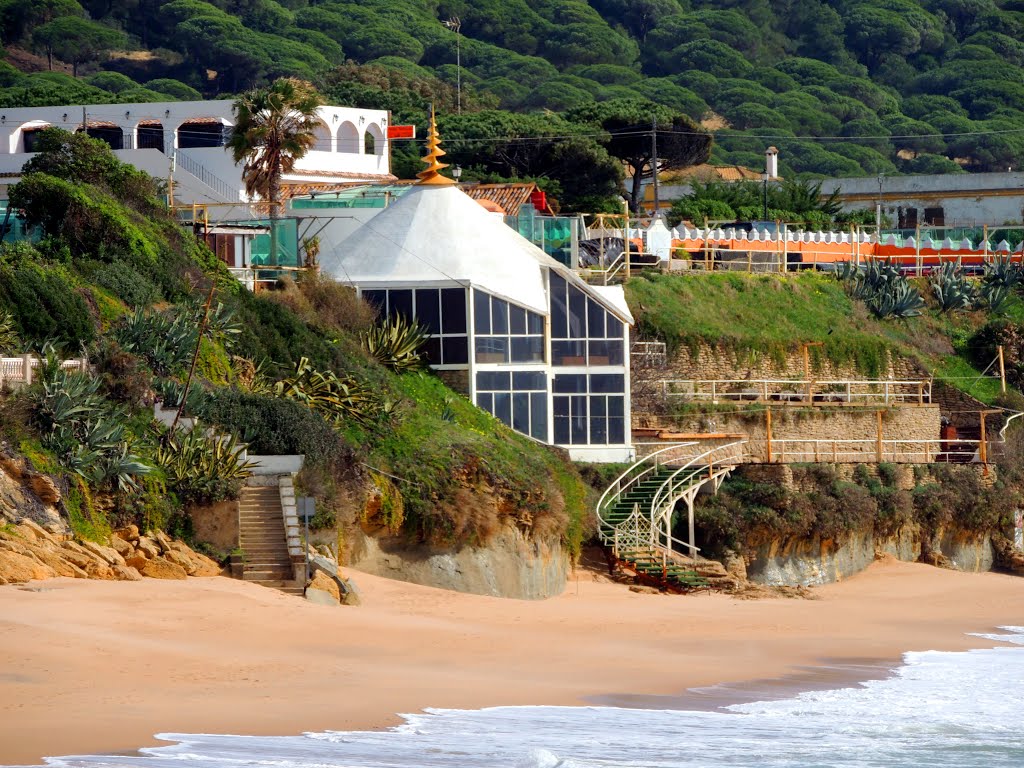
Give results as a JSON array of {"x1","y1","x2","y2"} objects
[{"x1": 459, "y1": 182, "x2": 536, "y2": 214}]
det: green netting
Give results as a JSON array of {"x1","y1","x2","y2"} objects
[{"x1": 248, "y1": 218, "x2": 299, "y2": 267}]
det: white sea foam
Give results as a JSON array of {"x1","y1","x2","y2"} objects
[{"x1": 27, "y1": 627, "x2": 1024, "y2": 768}]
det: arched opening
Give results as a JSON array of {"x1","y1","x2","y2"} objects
[
  {"x1": 338, "y1": 121, "x2": 359, "y2": 153},
  {"x1": 177, "y1": 118, "x2": 230, "y2": 148},
  {"x1": 80, "y1": 122, "x2": 124, "y2": 150},
  {"x1": 16, "y1": 121, "x2": 52, "y2": 153},
  {"x1": 312, "y1": 118, "x2": 332, "y2": 152},
  {"x1": 364, "y1": 122, "x2": 385, "y2": 156},
  {"x1": 137, "y1": 120, "x2": 165, "y2": 152}
]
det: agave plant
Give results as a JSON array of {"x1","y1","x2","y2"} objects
[
  {"x1": 184, "y1": 297, "x2": 243, "y2": 350},
  {"x1": 30, "y1": 368, "x2": 153, "y2": 491},
  {"x1": 154, "y1": 377, "x2": 207, "y2": 412},
  {"x1": 930, "y1": 262, "x2": 975, "y2": 313},
  {"x1": 115, "y1": 308, "x2": 198, "y2": 376},
  {"x1": 273, "y1": 357, "x2": 380, "y2": 426},
  {"x1": 361, "y1": 315, "x2": 427, "y2": 373},
  {"x1": 983, "y1": 254, "x2": 1024, "y2": 290},
  {"x1": 154, "y1": 425, "x2": 254, "y2": 505},
  {"x1": 980, "y1": 281, "x2": 1011, "y2": 314},
  {"x1": 0, "y1": 309, "x2": 19, "y2": 355},
  {"x1": 867, "y1": 280, "x2": 925, "y2": 319}
]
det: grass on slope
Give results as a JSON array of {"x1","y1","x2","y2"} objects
[{"x1": 626, "y1": 271, "x2": 1010, "y2": 403}]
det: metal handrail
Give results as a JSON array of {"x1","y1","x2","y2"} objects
[
  {"x1": 175, "y1": 151, "x2": 242, "y2": 203},
  {"x1": 647, "y1": 440, "x2": 749, "y2": 556},
  {"x1": 595, "y1": 441, "x2": 698, "y2": 544}
]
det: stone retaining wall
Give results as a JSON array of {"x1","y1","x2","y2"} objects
[{"x1": 636, "y1": 405, "x2": 942, "y2": 463}]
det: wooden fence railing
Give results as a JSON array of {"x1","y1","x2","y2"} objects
[{"x1": 659, "y1": 378, "x2": 932, "y2": 405}]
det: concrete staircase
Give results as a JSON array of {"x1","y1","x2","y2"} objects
[{"x1": 238, "y1": 485, "x2": 304, "y2": 596}]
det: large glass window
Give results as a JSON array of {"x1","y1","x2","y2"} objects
[
  {"x1": 476, "y1": 371, "x2": 548, "y2": 441},
  {"x1": 552, "y1": 373, "x2": 626, "y2": 445},
  {"x1": 473, "y1": 291, "x2": 545, "y2": 364},
  {"x1": 549, "y1": 273, "x2": 625, "y2": 367},
  {"x1": 362, "y1": 287, "x2": 468, "y2": 365}
]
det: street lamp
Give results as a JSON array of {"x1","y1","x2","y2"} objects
[
  {"x1": 452, "y1": 164, "x2": 462, "y2": 182},
  {"x1": 443, "y1": 17, "x2": 462, "y2": 115}
]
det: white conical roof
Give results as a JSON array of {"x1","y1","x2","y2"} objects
[{"x1": 321, "y1": 185, "x2": 555, "y2": 314}]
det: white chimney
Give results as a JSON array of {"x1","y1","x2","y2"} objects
[{"x1": 765, "y1": 146, "x2": 779, "y2": 179}]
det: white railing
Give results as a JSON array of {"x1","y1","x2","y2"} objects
[
  {"x1": 598, "y1": 440, "x2": 747, "y2": 565},
  {"x1": 647, "y1": 440, "x2": 749, "y2": 557},
  {"x1": 579, "y1": 250, "x2": 628, "y2": 285},
  {"x1": 0, "y1": 355, "x2": 89, "y2": 387},
  {"x1": 596, "y1": 441, "x2": 699, "y2": 546},
  {"x1": 660, "y1": 378, "x2": 932, "y2": 405},
  {"x1": 175, "y1": 151, "x2": 243, "y2": 203}
]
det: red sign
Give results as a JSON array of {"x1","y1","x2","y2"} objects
[
  {"x1": 530, "y1": 189, "x2": 547, "y2": 212},
  {"x1": 387, "y1": 125, "x2": 416, "y2": 140}
]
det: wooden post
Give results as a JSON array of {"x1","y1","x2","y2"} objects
[
  {"x1": 980, "y1": 411, "x2": 987, "y2": 466},
  {"x1": 803, "y1": 344, "x2": 811, "y2": 402},
  {"x1": 999, "y1": 345, "x2": 1007, "y2": 393},
  {"x1": 766, "y1": 408, "x2": 773, "y2": 463},
  {"x1": 876, "y1": 409, "x2": 884, "y2": 463}
]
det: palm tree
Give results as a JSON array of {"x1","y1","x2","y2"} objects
[{"x1": 228, "y1": 77, "x2": 323, "y2": 266}]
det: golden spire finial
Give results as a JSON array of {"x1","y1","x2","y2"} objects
[{"x1": 416, "y1": 106, "x2": 456, "y2": 186}]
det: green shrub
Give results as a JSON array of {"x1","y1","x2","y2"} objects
[
  {"x1": 0, "y1": 262, "x2": 95, "y2": 347},
  {"x1": 194, "y1": 388, "x2": 350, "y2": 467}
]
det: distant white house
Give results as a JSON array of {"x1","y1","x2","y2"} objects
[
  {"x1": 320, "y1": 124, "x2": 635, "y2": 463},
  {"x1": 0, "y1": 100, "x2": 395, "y2": 206}
]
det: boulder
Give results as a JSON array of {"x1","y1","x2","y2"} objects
[
  {"x1": 27, "y1": 546, "x2": 83, "y2": 579},
  {"x1": 0, "y1": 454, "x2": 26, "y2": 480},
  {"x1": 0, "y1": 550, "x2": 55, "y2": 584},
  {"x1": 28, "y1": 474, "x2": 61, "y2": 504},
  {"x1": 164, "y1": 550, "x2": 194, "y2": 573},
  {"x1": 108, "y1": 535, "x2": 133, "y2": 558},
  {"x1": 114, "y1": 524, "x2": 140, "y2": 543},
  {"x1": 82, "y1": 559, "x2": 114, "y2": 580},
  {"x1": 187, "y1": 552, "x2": 222, "y2": 578},
  {"x1": 125, "y1": 553, "x2": 149, "y2": 571},
  {"x1": 111, "y1": 565, "x2": 143, "y2": 581},
  {"x1": 81, "y1": 540, "x2": 126, "y2": 567},
  {"x1": 135, "y1": 537, "x2": 160, "y2": 559},
  {"x1": 724, "y1": 549, "x2": 748, "y2": 582},
  {"x1": 153, "y1": 531, "x2": 174, "y2": 554},
  {"x1": 17, "y1": 519, "x2": 55, "y2": 543},
  {"x1": 305, "y1": 570, "x2": 340, "y2": 605},
  {"x1": 140, "y1": 557, "x2": 188, "y2": 580}
]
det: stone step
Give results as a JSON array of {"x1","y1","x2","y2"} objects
[{"x1": 244, "y1": 569, "x2": 294, "y2": 580}]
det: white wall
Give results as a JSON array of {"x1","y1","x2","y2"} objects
[{"x1": 0, "y1": 100, "x2": 392, "y2": 204}]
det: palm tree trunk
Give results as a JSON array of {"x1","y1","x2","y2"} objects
[{"x1": 269, "y1": 170, "x2": 281, "y2": 267}]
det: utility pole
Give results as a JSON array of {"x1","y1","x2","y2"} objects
[
  {"x1": 651, "y1": 117, "x2": 660, "y2": 216},
  {"x1": 444, "y1": 17, "x2": 462, "y2": 114}
]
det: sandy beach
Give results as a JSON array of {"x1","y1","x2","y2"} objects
[{"x1": 1, "y1": 557, "x2": 1023, "y2": 765}]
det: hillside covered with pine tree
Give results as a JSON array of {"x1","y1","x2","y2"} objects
[{"x1": 2, "y1": 0, "x2": 1023, "y2": 209}]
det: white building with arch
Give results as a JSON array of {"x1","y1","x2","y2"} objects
[{"x1": 0, "y1": 99, "x2": 394, "y2": 206}]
